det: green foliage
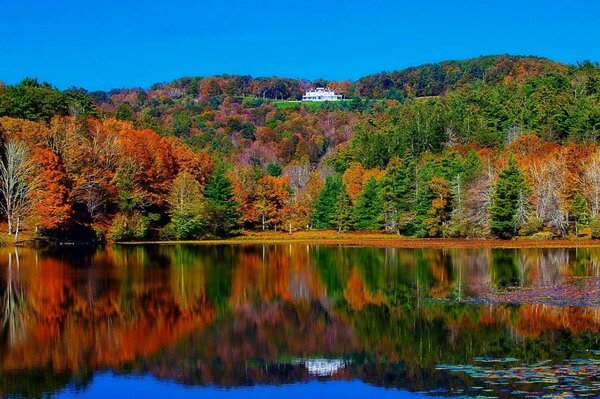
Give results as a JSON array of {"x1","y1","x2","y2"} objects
[
  {"x1": 166, "y1": 172, "x2": 209, "y2": 240},
  {"x1": 379, "y1": 156, "x2": 416, "y2": 233},
  {"x1": 590, "y1": 216, "x2": 600, "y2": 239},
  {"x1": 334, "y1": 185, "x2": 353, "y2": 233},
  {"x1": 312, "y1": 176, "x2": 343, "y2": 229},
  {"x1": 172, "y1": 112, "x2": 193, "y2": 137},
  {"x1": 326, "y1": 144, "x2": 354, "y2": 174},
  {"x1": 115, "y1": 161, "x2": 145, "y2": 213},
  {"x1": 519, "y1": 216, "x2": 543, "y2": 236},
  {"x1": 110, "y1": 212, "x2": 158, "y2": 241},
  {"x1": 204, "y1": 164, "x2": 241, "y2": 237},
  {"x1": 170, "y1": 211, "x2": 205, "y2": 240},
  {"x1": 570, "y1": 193, "x2": 589, "y2": 233},
  {"x1": 490, "y1": 157, "x2": 529, "y2": 239},
  {"x1": 64, "y1": 88, "x2": 97, "y2": 117},
  {"x1": 352, "y1": 177, "x2": 383, "y2": 230},
  {"x1": 0, "y1": 78, "x2": 69, "y2": 121},
  {"x1": 115, "y1": 102, "x2": 134, "y2": 121},
  {"x1": 413, "y1": 151, "x2": 478, "y2": 237},
  {"x1": 266, "y1": 162, "x2": 282, "y2": 177}
]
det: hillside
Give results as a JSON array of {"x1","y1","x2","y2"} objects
[{"x1": 0, "y1": 55, "x2": 599, "y2": 242}]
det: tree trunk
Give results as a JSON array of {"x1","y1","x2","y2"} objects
[{"x1": 13, "y1": 217, "x2": 19, "y2": 244}]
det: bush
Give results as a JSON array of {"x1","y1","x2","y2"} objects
[
  {"x1": 590, "y1": 217, "x2": 600, "y2": 239},
  {"x1": 109, "y1": 212, "x2": 159, "y2": 241},
  {"x1": 169, "y1": 211, "x2": 205, "y2": 240},
  {"x1": 519, "y1": 216, "x2": 543, "y2": 236}
]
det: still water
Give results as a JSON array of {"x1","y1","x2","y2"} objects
[{"x1": 1, "y1": 244, "x2": 600, "y2": 398}]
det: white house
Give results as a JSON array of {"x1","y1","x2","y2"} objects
[{"x1": 302, "y1": 87, "x2": 342, "y2": 101}]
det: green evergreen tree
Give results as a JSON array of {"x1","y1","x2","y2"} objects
[
  {"x1": 352, "y1": 177, "x2": 383, "y2": 230},
  {"x1": 570, "y1": 192, "x2": 589, "y2": 235},
  {"x1": 380, "y1": 156, "x2": 416, "y2": 233},
  {"x1": 115, "y1": 102, "x2": 134, "y2": 121},
  {"x1": 490, "y1": 157, "x2": 528, "y2": 239},
  {"x1": 334, "y1": 185, "x2": 353, "y2": 233},
  {"x1": 312, "y1": 176, "x2": 343, "y2": 229},
  {"x1": 204, "y1": 164, "x2": 241, "y2": 237}
]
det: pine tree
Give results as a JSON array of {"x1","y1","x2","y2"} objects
[
  {"x1": 490, "y1": 157, "x2": 528, "y2": 239},
  {"x1": 312, "y1": 176, "x2": 343, "y2": 229},
  {"x1": 570, "y1": 192, "x2": 589, "y2": 235},
  {"x1": 379, "y1": 156, "x2": 416, "y2": 233},
  {"x1": 334, "y1": 185, "x2": 353, "y2": 233},
  {"x1": 352, "y1": 177, "x2": 383, "y2": 230},
  {"x1": 204, "y1": 164, "x2": 241, "y2": 237}
]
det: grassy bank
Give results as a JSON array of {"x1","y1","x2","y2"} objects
[{"x1": 116, "y1": 230, "x2": 600, "y2": 249}]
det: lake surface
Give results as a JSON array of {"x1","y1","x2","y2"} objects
[{"x1": 1, "y1": 244, "x2": 600, "y2": 398}]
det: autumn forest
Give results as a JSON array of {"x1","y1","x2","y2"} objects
[{"x1": 2, "y1": 55, "x2": 600, "y2": 243}]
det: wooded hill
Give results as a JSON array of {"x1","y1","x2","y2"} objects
[{"x1": 0, "y1": 54, "x2": 599, "y2": 241}]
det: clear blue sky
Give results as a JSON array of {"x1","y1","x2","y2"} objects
[{"x1": 1, "y1": 0, "x2": 599, "y2": 90}]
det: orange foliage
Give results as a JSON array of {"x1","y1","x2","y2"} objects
[
  {"x1": 342, "y1": 162, "x2": 382, "y2": 201},
  {"x1": 167, "y1": 138, "x2": 214, "y2": 186},
  {"x1": 255, "y1": 175, "x2": 290, "y2": 229},
  {"x1": 118, "y1": 129, "x2": 176, "y2": 206},
  {"x1": 31, "y1": 149, "x2": 72, "y2": 230},
  {"x1": 343, "y1": 268, "x2": 383, "y2": 311}
]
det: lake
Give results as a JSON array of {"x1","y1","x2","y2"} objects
[{"x1": 1, "y1": 244, "x2": 600, "y2": 398}]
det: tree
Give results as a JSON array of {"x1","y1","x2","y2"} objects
[
  {"x1": 31, "y1": 149, "x2": 72, "y2": 233},
  {"x1": 255, "y1": 175, "x2": 290, "y2": 230},
  {"x1": 583, "y1": 150, "x2": 600, "y2": 218},
  {"x1": 115, "y1": 102, "x2": 134, "y2": 121},
  {"x1": 203, "y1": 164, "x2": 240, "y2": 237},
  {"x1": 167, "y1": 172, "x2": 208, "y2": 239},
  {"x1": 334, "y1": 185, "x2": 353, "y2": 233},
  {"x1": 312, "y1": 176, "x2": 343, "y2": 229},
  {"x1": 570, "y1": 192, "x2": 589, "y2": 235},
  {"x1": 379, "y1": 156, "x2": 415, "y2": 233},
  {"x1": 117, "y1": 129, "x2": 176, "y2": 208},
  {"x1": 0, "y1": 140, "x2": 38, "y2": 241},
  {"x1": 422, "y1": 177, "x2": 451, "y2": 237},
  {"x1": 342, "y1": 162, "x2": 382, "y2": 201},
  {"x1": 352, "y1": 177, "x2": 383, "y2": 230},
  {"x1": 0, "y1": 78, "x2": 68, "y2": 121},
  {"x1": 490, "y1": 157, "x2": 529, "y2": 239}
]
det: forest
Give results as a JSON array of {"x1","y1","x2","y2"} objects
[{"x1": 1, "y1": 54, "x2": 600, "y2": 242}]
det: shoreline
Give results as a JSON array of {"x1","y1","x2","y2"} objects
[{"x1": 114, "y1": 231, "x2": 600, "y2": 249}]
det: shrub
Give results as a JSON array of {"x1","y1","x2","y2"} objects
[
  {"x1": 590, "y1": 217, "x2": 600, "y2": 239},
  {"x1": 109, "y1": 212, "x2": 158, "y2": 241}
]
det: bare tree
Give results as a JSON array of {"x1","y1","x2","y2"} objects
[
  {"x1": 0, "y1": 140, "x2": 39, "y2": 241},
  {"x1": 529, "y1": 154, "x2": 569, "y2": 234},
  {"x1": 583, "y1": 151, "x2": 600, "y2": 218}
]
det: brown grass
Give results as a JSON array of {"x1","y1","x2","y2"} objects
[{"x1": 118, "y1": 230, "x2": 600, "y2": 249}]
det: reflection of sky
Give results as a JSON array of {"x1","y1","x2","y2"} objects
[{"x1": 55, "y1": 373, "x2": 438, "y2": 398}]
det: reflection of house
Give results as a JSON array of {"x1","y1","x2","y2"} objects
[{"x1": 302, "y1": 87, "x2": 342, "y2": 101}]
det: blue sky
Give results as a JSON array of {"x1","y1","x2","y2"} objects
[{"x1": 1, "y1": 0, "x2": 599, "y2": 90}]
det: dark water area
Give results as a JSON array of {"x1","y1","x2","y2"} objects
[{"x1": 1, "y1": 244, "x2": 600, "y2": 398}]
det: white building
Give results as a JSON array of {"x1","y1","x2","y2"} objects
[{"x1": 302, "y1": 87, "x2": 342, "y2": 101}]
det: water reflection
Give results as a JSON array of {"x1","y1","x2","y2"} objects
[{"x1": 0, "y1": 244, "x2": 599, "y2": 398}]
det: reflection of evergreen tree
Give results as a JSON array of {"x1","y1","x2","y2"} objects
[
  {"x1": 312, "y1": 246, "x2": 351, "y2": 299},
  {"x1": 352, "y1": 248, "x2": 386, "y2": 295},
  {"x1": 491, "y1": 249, "x2": 523, "y2": 289}
]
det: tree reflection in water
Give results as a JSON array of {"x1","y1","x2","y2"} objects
[
  {"x1": 1, "y1": 249, "x2": 26, "y2": 348},
  {"x1": 0, "y1": 244, "x2": 599, "y2": 397}
]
